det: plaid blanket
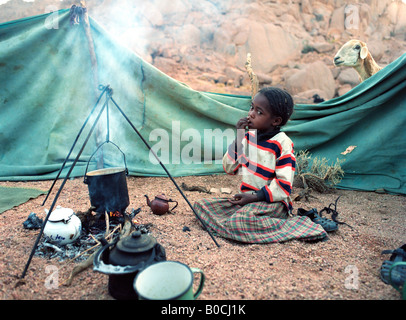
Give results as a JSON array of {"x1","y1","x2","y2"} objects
[{"x1": 194, "y1": 198, "x2": 327, "y2": 243}]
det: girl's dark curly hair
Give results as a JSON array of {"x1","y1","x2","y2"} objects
[{"x1": 258, "y1": 87, "x2": 294, "y2": 127}]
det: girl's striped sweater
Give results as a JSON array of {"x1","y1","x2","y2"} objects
[{"x1": 223, "y1": 130, "x2": 296, "y2": 213}]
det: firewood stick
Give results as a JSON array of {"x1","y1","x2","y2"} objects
[
  {"x1": 104, "y1": 211, "x2": 110, "y2": 238},
  {"x1": 63, "y1": 252, "x2": 96, "y2": 286},
  {"x1": 89, "y1": 233, "x2": 100, "y2": 244},
  {"x1": 71, "y1": 243, "x2": 99, "y2": 261},
  {"x1": 106, "y1": 224, "x2": 121, "y2": 239},
  {"x1": 120, "y1": 216, "x2": 132, "y2": 239}
]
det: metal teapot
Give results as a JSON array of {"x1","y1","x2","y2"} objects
[
  {"x1": 144, "y1": 194, "x2": 178, "y2": 215},
  {"x1": 93, "y1": 231, "x2": 166, "y2": 300},
  {"x1": 43, "y1": 206, "x2": 82, "y2": 245}
]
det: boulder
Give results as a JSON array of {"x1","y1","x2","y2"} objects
[
  {"x1": 293, "y1": 89, "x2": 329, "y2": 104},
  {"x1": 236, "y1": 21, "x2": 300, "y2": 74},
  {"x1": 387, "y1": 1, "x2": 400, "y2": 24},
  {"x1": 329, "y1": 5, "x2": 345, "y2": 33},
  {"x1": 367, "y1": 40, "x2": 386, "y2": 61},
  {"x1": 165, "y1": 24, "x2": 201, "y2": 47},
  {"x1": 282, "y1": 68, "x2": 301, "y2": 81},
  {"x1": 337, "y1": 84, "x2": 353, "y2": 97},
  {"x1": 153, "y1": 56, "x2": 181, "y2": 74},
  {"x1": 394, "y1": 3, "x2": 406, "y2": 37},
  {"x1": 285, "y1": 61, "x2": 336, "y2": 99},
  {"x1": 256, "y1": 72, "x2": 273, "y2": 85},
  {"x1": 312, "y1": 42, "x2": 335, "y2": 53},
  {"x1": 300, "y1": 0, "x2": 313, "y2": 15},
  {"x1": 140, "y1": 2, "x2": 164, "y2": 27},
  {"x1": 337, "y1": 68, "x2": 360, "y2": 86},
  {"x1": 224, "y1": 67, "x2": 245, "y2": 87},
  {"x1": 158, "y1": 0, "x2": 191, "y2": 25}
]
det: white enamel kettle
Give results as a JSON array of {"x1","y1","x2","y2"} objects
[{"x1": 43, "y1": 206, "x2": 82, "y2": 245}]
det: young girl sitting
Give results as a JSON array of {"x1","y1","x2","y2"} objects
[{"x1": 193, "y1": 87, "x2": 327, "y2": 243}]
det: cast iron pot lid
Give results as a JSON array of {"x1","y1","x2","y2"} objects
[{"x1": 116, "y1": 231, "x2": 157, "y2": 253}]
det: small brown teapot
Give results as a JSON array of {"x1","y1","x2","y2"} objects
[{"x1": 145, "y1": 194, "x2": 178, "y2": 215}]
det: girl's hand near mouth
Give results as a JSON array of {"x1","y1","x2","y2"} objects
[{"x1": 236, "y1": 116, "x2": 250, "y2": 130}]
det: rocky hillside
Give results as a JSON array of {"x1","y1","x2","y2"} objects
[{"x1": 1, "y1": 0, "x2": 406, "y2": 102}]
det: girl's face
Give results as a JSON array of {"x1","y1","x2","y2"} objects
[{"x1": 247, "y1": 93, "x2": 282, "y2": 132}]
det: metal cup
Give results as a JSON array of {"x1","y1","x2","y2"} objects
[{"x1": 133, "y1": 261, "x2": 205, "y2": 300}]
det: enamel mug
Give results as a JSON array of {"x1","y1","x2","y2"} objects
[{"x1": 133, "y1": 261, "x2": 205, "y2": 300}]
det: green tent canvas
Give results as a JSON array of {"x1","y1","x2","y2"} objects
[{"x1": 1, "y1": 9, "x2": 405, "y2": 195}]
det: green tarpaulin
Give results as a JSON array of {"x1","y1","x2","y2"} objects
[
  {"x1": 1, "y1": 9, "x2": 405, "y2": 195},
  {"x1": 0, "y1": 186, "x2": 46, "y2": 214}
]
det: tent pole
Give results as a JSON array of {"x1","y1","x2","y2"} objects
[
  {"x1": 79, "y1": 1, "x2": 104, "y2": 169},
  {"x1": 80, "y1": 1, "x2": 98, "y2": 93}
]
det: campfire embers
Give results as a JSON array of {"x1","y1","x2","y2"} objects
[
  {"x1": 76, "y1": 206, "x2": 143, "y2": 236},
  {"x1": 109, "y1": 210, "x2": 122, "y2": 218},
  {"x1": 77, "y1": 207, "x2": 124, "y2": 232},
  {"x1": 106, "y1": 210, "x2": 127, "y2": 226}
]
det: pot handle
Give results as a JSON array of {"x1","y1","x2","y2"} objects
[
  {"x1": 92, "y1": 240, "x2": 117, "y2": 273},
  {"x1": 84, "y1": 140, "x2": 128, "y2": 184},
  {"x1": 169, "y1": 199, "x2": 178, "y2": 212},
  {"x1": 191, "y1": 267, "x2": 205, "y2": 300},
  {"x1": 93, "y1": 244, "x2": 158, "y2": 275}
]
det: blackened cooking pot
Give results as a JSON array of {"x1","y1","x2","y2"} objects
[
  {"x1": 83, "y1": 141, "x2": 129, "y2": 214},
  {"x1": 84, "y1": 167, "x2": 129, "y2": 214}
]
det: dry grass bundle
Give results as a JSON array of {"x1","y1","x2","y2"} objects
[
  {"x1": 295, "y1": 150, "x2": 345, "y2": 193},
  {"x1": 245, "y1": 53, "x2": 259, "y2": 99}
]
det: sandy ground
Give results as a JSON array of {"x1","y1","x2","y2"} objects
[{"x1": 0, "y1": 174, "x2": 404, "y2": 302}]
